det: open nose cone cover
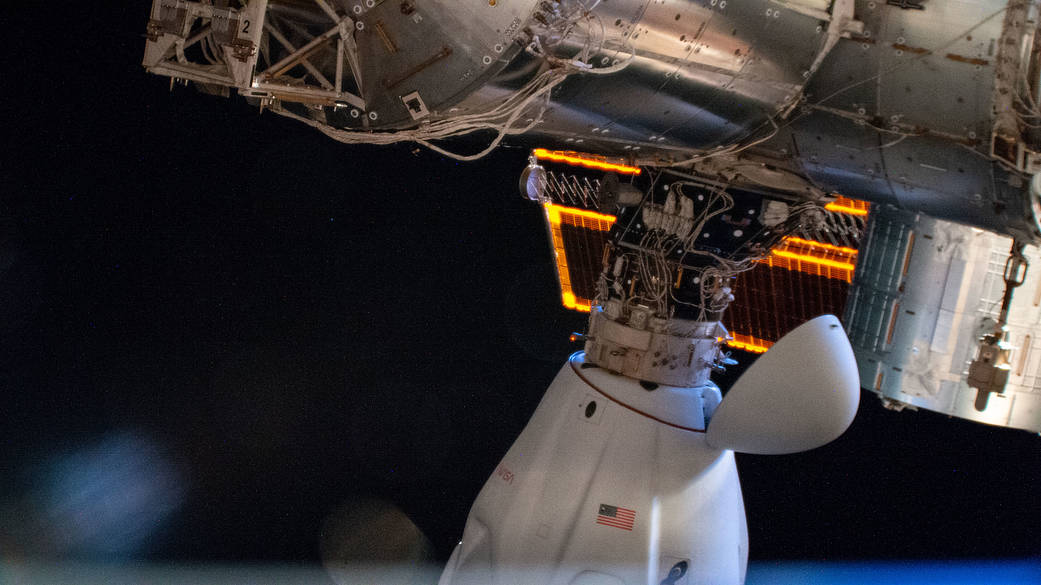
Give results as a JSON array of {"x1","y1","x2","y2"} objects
[{"x1": 707, "y1": 315, "x2": 860, "y2": 454}]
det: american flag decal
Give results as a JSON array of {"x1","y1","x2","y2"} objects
[{"x1": 596, "y1": 504, "x2": 636, "y2": 531}]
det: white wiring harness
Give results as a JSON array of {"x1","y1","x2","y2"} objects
[{"x1": 268, "y1": 2, "x2": 634, "y2": 161}]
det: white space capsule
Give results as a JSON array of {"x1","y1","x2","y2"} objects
[{"x1": 439, "y1": 315, "x2": 859, "y2": 585}]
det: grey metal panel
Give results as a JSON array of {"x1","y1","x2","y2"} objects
[
  {"x1": 352, "y1": 0, "x2": 538, "y2": 128},
  {"x1": 880, "y1": 136, "x2": 994, "y2": 220},
  {"x1": 885, "y1": 140, "x2": 1041, "y2": 240},
  {"x1": 536, "y1": 54, "x2": 767, "y2": 150},
  {"x1": 875, "y1": 0, "x2": 1001, "y2": 140},
  {"x1": 466, "y1": 0, "x2": 827, "y2": 153},
  {"x1": 788, "y1": 110, "x2": 898, "y2": 205},
  {"x1": 595, "y1": 0, "x2": 819, "y2": 96},
  {"x1": 788, "y1": 108, "x2": 1040, "y2": 240},
  {"x1": 803, "y1": 1, "x2": 999, "y2": 138},
  {"x1": 802, "y1": 1, "x2": 886, "y2": 113},
  {"x1": 715, "y1": 0, "x2": 824, "y2": 104}
]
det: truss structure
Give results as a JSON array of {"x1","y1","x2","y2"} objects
[{"x1": 145, "y1": 0, "x2": 367, "y2": 114}]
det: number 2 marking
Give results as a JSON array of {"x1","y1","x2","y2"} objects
[{"x1": 241, "y1": 19, "x2": 251, "y2": 34}]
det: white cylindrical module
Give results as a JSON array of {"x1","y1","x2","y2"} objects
[{"x1": 846, "y1": 206, "x2": 1041, "y2": 433}]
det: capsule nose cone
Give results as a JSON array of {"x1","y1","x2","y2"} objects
[{"x1": 707, "y1": 315, "x2": 860, "y2": 455}]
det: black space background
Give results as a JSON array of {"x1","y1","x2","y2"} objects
[{"x1": 2, "y1": 2, "x2": 1040, "y2": 567}]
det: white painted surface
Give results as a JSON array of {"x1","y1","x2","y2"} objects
[
  {"x1": 439, "y1": 356, "x2": 747, "y2": 585},
  {"x1": 707, "y1": 315, "x2": 860, "y2": 455}
]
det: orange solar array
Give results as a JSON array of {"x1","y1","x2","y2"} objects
[
  {"x1": 540, "y1": 195, "x2": 869, "y2": 355},
  {"x1": 533, "y1": 148, "x2": 642, "y2": 175},
  {"x1": 727, "y1": 333, "x2": 772, "y2": 354},
  {"x1": 758, "y1": 237, "x2": 859, "y2": 284},
  {"x1": 543, "y1": 203, "x2": 615, "y2": 312},
  {"x1": 825, "y1": 195, "x2": 870, "y2": 216}
]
